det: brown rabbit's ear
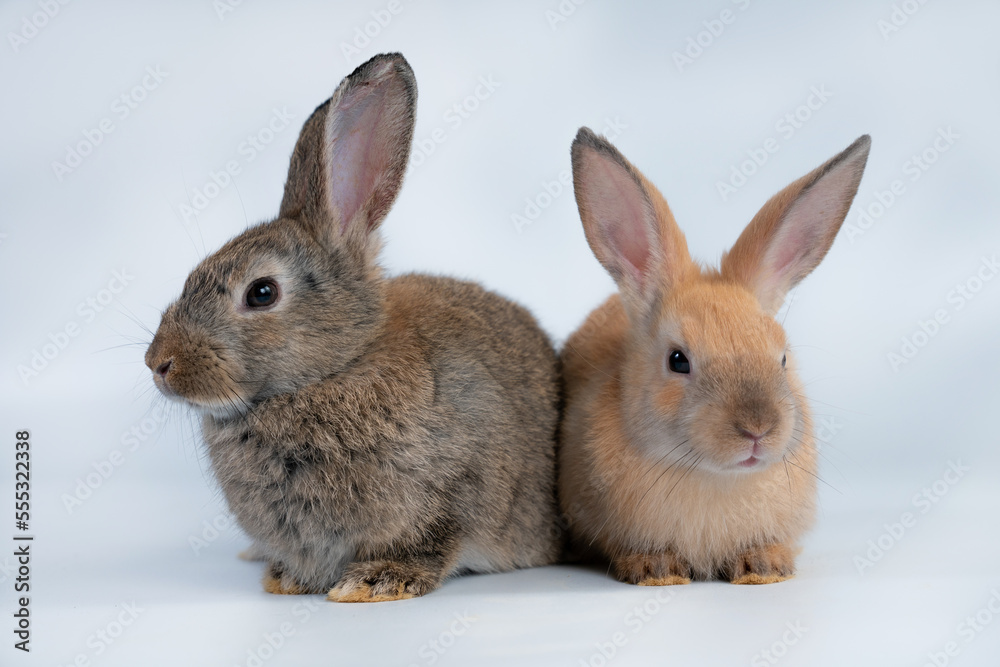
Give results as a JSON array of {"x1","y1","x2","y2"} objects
[
  {"x1": 279, "y1": 53, "x2": 416, "y2": 260},
  {"x1": 571, "y1": 128, "x2": 692, "y2": 316},
  {"x1": 721, "y1": 135, "x2": 871, "y2": 315}
]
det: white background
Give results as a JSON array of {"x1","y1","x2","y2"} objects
[{"x1": 2, "y1": 1, "x2": 999, "y2": 665}]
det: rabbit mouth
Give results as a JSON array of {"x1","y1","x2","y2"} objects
[
  {"x1": 152, "y1": 375, "x2": 252, "y2": 420},
  {"x1": 151, "y1": 373, "x2": 177, "y2": 398},
  {"x1": 734, "y1": 437, "x2": 767, "y2": 469},
  {"x1": 147, "y1": 341, "x2": 258, "y2": 419},
  {"x1": 720, "y1": 452, "x2": 778, "y2": 474},
  {"x1": 728, "y1": 438, "x2": 781, "y2": 471}
]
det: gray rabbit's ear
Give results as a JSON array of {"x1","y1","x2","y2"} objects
[
  {"x1": 280, "y1": 53, "x2": 416, "y2": 260},
  {"x1": 721, "y1": 135, "x2": 870, "y2": 315}
]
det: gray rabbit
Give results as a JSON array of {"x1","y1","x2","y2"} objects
[{"x1": 145, "y1": 54, "x2": 561, "y2": 602}]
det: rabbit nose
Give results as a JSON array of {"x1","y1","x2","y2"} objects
[
  {"x1": 155, "y1": 359, "x2": 173, "y2": 378},
  {"x1": 739, "y1": 428, "x2": 768, "y2": 443}
]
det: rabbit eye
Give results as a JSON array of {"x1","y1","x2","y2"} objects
[
  {"x1": 781, "y1": 354, "x2": 787, "y2": 368},
  {"x1": 668, "y1": 350, "x2": 690, "y2": 374},
  {"x1": 246, "y1": 278, "x2": 279, "y2": 309}
]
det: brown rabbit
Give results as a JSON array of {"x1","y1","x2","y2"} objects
[
  {"x1": 559, "y1": 129, "x2": 870, "y2": 585},
  {"x1": 144, "y1": 53, "x2": 561, "y2": 602}
]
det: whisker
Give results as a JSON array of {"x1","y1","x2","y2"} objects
[
  {"x1": 662, "y1": 453, "x2": 703, "y2": 503},
  {"x1": 785, "y1": 455, "x2": 842, "y2": 495}
]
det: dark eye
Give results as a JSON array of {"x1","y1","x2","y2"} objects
[
  {"x1": 668, "y1": 350, "x2": 690, "y2": 374},
  {"x1": 246, "y1": 278, "x2": 279, "y2": 309},
  {"x1": 781, "y1": 354, "x2": 787, "y2": 368}
]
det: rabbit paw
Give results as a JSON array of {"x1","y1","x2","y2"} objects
[
  {"x1": 729, "y1": 544, "x2": 796, "y2": 585},
  {"x1": 327, "y1": 560, "x2": 439, "y2": 603},
  {"x1": 262, "y1": 562, "x2": 312, "y2": 595},
  {"x1": 614, "y1": 549, "x2": 692, "y2": 586}
]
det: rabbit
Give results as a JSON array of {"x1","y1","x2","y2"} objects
[
  {"x1": 144, "y1": 53, "x2": 562, "y2": 602},
  {"x1": 559, "y1": 128, "x2": 870, "y2": 585}
]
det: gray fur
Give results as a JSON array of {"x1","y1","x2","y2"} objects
[{"x1": 146, "y1": 54, "x2": 561, "y2": 599}]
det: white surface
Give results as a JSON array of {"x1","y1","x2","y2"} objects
[{"x1": 2, "y1": 1, "x2": 999, "y2": 665}]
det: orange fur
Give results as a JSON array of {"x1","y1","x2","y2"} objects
[
  {"x1": 561, "y1": 129, "x2": 869, "y2": 584},
  {"x1": 263, "y1": 565, "x2": 312, "y2": 595}
]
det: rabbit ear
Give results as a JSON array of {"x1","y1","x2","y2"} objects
[
  {"x1": 721, "y1": 135, "x2": 871, "y2": 315},
  {"x1": 279, "y1": 53, "x2": 416, "y2": 260},
  {"x1": 571, "y1": 128, "x2": 692, "y2": 315}
]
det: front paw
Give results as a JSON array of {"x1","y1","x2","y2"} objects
[
  {"x1": 729, "y1": 544, "x2": 796, "y2": 585},
  {"x1": 327, "y1": 560, "x2": 440, "y2": 603},
  {"x1": 613, "y1": 549, "x2": 692, "y2": 586},
  {"x1": 262, "y1": 562, "x2": 312, "y2": 595}
]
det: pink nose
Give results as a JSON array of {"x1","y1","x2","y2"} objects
[{"x1": 740, "y1": 429, "x2": 766, "y2": 443}]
